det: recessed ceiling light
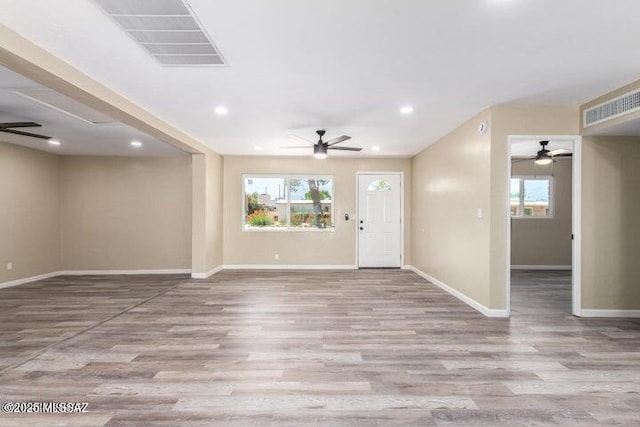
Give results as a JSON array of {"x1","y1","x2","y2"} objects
[
  {"x1": 372, "y1": 146, "x2": 381, "y2": 152},
  {"x1": 48, "y1": 139, "x2": 61, "y2": 146},
  {"x1": 400, "y1": 106, "x2": 414, "y2": 115},
  {"x1": 130, "y1": 140, "x2": 142, "y2": 148},
  {"x1": 214, "y1": 106, "x2": 229, "y2": 116},
  {"x1": 253, "y1": 146, "x2": 263, "y2": 151}
]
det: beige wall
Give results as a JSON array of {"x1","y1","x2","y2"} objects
[
  {"x1": 192, "y1": 150, "x2": 224, "y2": 274},
  {"x1": 62, "y1": 156, "x2": 192, "y2": 270},
  {"x1": 411, "y1": 106, "x2": 578, "y2": 311},
  {"x1": 582, "y1": 136, "x2": 640, "y2": 310},
  {"x1": 1, "y1": 24, "x2": 226, "y2": 279},
  {"x1": 0, "y1": 142, "x2": 62, "y2": 282},
  {"x1": 411, "y1": 110, "x2": 492, "y2": 307},
  {"x1": 223, "y1": 156, "x2": 411, "y2": 266},
  {"x1": 511, "y1": 158, "x2": 572, "y2": 266},
  {"x1": 490, "y1": 105, "x2": 579, "y2": 308}
]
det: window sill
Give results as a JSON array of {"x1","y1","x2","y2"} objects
[
  {"x1": 511, "y1": 216, "x2": 554, "y2": 220},
  {"x1": 243, "y1": 226, "x2": 335, "y2": 233}
]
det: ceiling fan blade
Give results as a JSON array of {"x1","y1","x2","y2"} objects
[
  {"x1": 549, "y1": 148, "x2": 571, "y2": 156},
  {"x1": 328, "y1": 146, "x2": 362, "y2": 151},
  {"x1": 287, "y1": 134, "x2": 314, "y2": 144},
  {"x1": 280, "y1": 146, "x2": 311, "y2": 149},
  {"x1": 326, "y1": 135, "x2": 351, "y2": 146},
  {"x1": 0, "y1": 128, "x2": 51, "y2": 140},
  {"x1": 552, "y1": 153, "x2": 573, "y2": 158},
  {"x1": 0, "y1": 121, "x2": 42, "y2": 128}
]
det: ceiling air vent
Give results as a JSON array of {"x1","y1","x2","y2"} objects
[
  {"x1": 583, "y1": 88, "x2": 640, "y2": 128},
  {"x1": 92, "y1": 0, "x2": 227, "y2": 66}
]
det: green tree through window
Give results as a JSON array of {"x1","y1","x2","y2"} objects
[{"x1": 243, "y1": 176, "x2": 334, "y2": 230}]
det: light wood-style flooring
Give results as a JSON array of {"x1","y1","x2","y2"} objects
[{"x1": 0, "y1": 269, "x2": 639, "y2": 426}]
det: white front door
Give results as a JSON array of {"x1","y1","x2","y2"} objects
[{"x1": 357, "y1": 174, "x2": 402, "y2": 268}]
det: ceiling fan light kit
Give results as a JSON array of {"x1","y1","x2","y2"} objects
[
  {"x1": 313, "y1": 143, "x2": 328, "y2": 159},
  {"x1": 511, "y1": 140, "x2": 573, "y2": 166},
  {"x1": 535, "y1": 154, "x2": 553, "y2": 166},
  {"x1": 284, "y1": 129, "x2": 362, "y2": 159}
]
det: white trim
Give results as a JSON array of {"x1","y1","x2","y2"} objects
[
  {"x1": 61, "y1": 269, "x2": 191, "y2": 275},
  {"x1": 572, "y1": 137, "x2": 583, "y2": 316},
  {"x1": 407, "y1": 266, "x2": 509, "y2": 318},
  {"x1": 0, "y1": 269, "x2": 191, "y2": 289},
  {"x1": 579, "y1": 310, "x2": 640, "y2": 318},
  {"x1": 191, "y1": 265, "x2": 223, "y2": 279},
  {"x1": 0, "y1": 271, "x2": 62, "y2": 289},
  {"x1": 222, "y1": 264, "x2": 357, "y2": 270},
  {"x1": 355, "y1": 172, "x2": 405, "y2": 268},
  {"x1": 510, "y1": 265, "x2": 572, "y2": 270},
  {"x1": 506, "y1": 140, "x2": 513, "y2": 316}
]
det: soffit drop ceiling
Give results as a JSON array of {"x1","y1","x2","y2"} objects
[
  {"x1": 0, "y1": 66, "x2": 187, "y2": 156},
  {"x1": 1, "y1": 1, "x2": 640, "y2": 156},
  {"x1": 13, "y1": 88, "x2": 116, "y2": 124}
]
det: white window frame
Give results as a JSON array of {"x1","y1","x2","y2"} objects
[
  {"x1": 242, "y1": 174, "x2": 335, "y2": 232},
  {"x1": 510, "y1": 175, "x2": 554, "y2": 219}
]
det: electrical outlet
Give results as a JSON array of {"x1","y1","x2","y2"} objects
[
  {"x1": 274, "y1": 254, "x2": 279, "y2": 260},
  {"x1": 6, "y1": 262, "x2": 12, "y2": 271}
]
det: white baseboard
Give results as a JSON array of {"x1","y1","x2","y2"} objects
[
  {"x1": 578, "y1": 309, "x2": 640, "y2": 318},
  {"x1": 222, "y1": 264, "x2": 358, "y2": 270},
  {"x1": 406, "y1": 265, "x2": 509, "y2": 318},
  {"x1": 0, "y1": 269, "x2": 191, "y2": 290},
  {"x1": 191, "y1": 265, "x2": 223, "y2": 279},
  {"x1": 61, "y1": 269, "x2": 191, "y2": 275},
  {"x1": 0, "y1": 271, "x2": 62, "y2": 290},
  {"x1": 511, "y1": 265, "x2": 572, "y2": 270}
]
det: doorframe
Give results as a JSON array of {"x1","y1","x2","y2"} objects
[
  {"x1": 355, "y1": 172, "x2": 405, "y2": 268},
  {"x1": 506, "y1": 135, "x2": 582, "y2": 317}
]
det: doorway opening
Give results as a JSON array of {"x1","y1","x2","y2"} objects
[{"x1": 506, "y1": 136, "x2": 582, "y2": 317}]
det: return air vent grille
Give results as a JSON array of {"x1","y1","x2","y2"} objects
[
  {"x1": 92, "y1": 0, "x2": 226, "y2": 66},
  {"x1": 584, "y1": 88, "x2": 640, "y2": 127}
]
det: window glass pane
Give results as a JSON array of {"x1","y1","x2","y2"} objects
[
  {"x1": 523, "y1": 179, "x2": 550, "y2": 217},
  {"x1": 244, "y1": 177, "x2": 286, "y2": 228},
  {"x1": 368, "y1": 179, "x2": 392, "y2": 191},
  {"x1": 289, "y1": 178, "x2": 333, "y2": 229},
  {"x1": 510, "y1": 178, "x2": 521, "y2": 216}
]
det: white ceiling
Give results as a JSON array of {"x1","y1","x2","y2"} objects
[
  {"x1": 0, "y1": 66, "x2": 187, "y2": 156},
  {"x1": 1, "y1": 0, "x2": 640, "y2": 157}
]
